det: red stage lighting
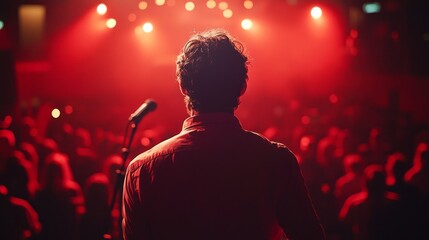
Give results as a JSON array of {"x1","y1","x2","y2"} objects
[
  {"x1": 241, "y1": 19, "x2": 253, "y2": 30},
  {"x1": 106, "y1": 18, "x2": 117, "y2": 29},
  {"x1": 206, "y1": 0, "x2": 216, "y2": 9},
  {"x1": 311, "y1": 6, "x2": 322, "y2": 20},
  {"x1": 244, "y1": 0, "x2": 254, "y2": 10},
  {"x1": 185, "y1": 2, "x2": 195, "y2": 11},
  {"x1": 142, "y1": 22, "x2": 153, "y2": 33},
  {"x1": 97, "y1": 3, "x2": 107, "y2": 15},
  {"x1": 51, "y1": 108, "x2": 61, "y2": 119},
  {"x1": 223, "y1": 9, "x2": 233, "y2": 18}
]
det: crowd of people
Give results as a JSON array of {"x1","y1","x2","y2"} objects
[{"x1": 1, "y1": 94, "x2": 428, "y2": 239}]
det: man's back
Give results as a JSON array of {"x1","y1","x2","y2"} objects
[{"x1": 123, "y1": 113, "x2": 324, "y2": 240}]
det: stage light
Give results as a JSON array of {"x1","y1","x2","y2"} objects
[
  {"x1": 311, "y1": 6, "x2": 322, "y2": 20},
  {"x1": 363, "y1": 2, "x2": 381, "y2": 14},
  {"x1": 51, "y1": 108, "x2": 61, "y2": 119},
  {"x1": 241, "y1": 18, "x2": 253, "y2": 30},
  {"x1": 244, "y1": 0, "x2": 253, "y2": 9},
  {"x1": 97, "y1": 3, "x2": 107, "y2": 15},
  {"x1": 223, "y1": 9, "x2": 233, "y2": 18},
  {"x1": 218, "y1": 2, "x2": 228, "y2": 10},
  {"x1": 0, "y1": 20, "x2": 4, "y2": 30},
  {"x1": 106, "y1": 18, "x2": 117, "y2": 28},
  {"x1": 185, "y1": 2, "x2": 195, "y2": 11},
  {"x1": 206, "y1": 0, "x2": 216, "y2": 9},
  {"x1": 142, "y1": 22, "x2": 153, "y2": 33},
  {"x1": 155, "y1": 0, "x2": 165, "y2": 6},
  {"x1": 139, "y1": 1, "x2": 148, "y2": 10}
]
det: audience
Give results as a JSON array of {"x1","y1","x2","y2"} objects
[{"x1": 1, "y1": 92, "x2": 428, "y2": 239}]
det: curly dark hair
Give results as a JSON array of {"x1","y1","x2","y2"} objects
[{"x1": 176, "y1": 29, "x2": 249, "y2": 113}]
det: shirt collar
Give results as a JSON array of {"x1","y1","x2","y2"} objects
[{"x1": 182, "y1": 112, "x2": 242, "y2": 132}]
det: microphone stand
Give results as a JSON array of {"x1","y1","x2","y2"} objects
[{"x1": 105, "y1": 121, "x2": 139, "y2": 240}]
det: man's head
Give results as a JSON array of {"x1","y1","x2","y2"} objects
[{"x1": 176, "y1": 29, "x2": 249, "y2": 114}]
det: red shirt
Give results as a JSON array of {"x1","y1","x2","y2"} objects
[{"x1": 123, "y1": 113, "x2": 324, "y2": 240}]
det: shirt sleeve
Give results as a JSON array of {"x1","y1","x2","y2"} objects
[
  {"x1": 122, "y1": 160, "x2": 151, "y2": 240},
  {"x1": 276, "y1": 148, "x2": 326, "y2": 240}
]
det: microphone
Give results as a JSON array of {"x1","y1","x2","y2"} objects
[{"x1": 129, "y1": 99, "x2": 157, "y2": 124}]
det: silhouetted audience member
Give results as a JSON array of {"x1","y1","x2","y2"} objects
[
  {"x1": 102, "y1": 154, "x2": 122, "y2": 239},
  {"x1": 19, "y1": 142, "x2": 40, "y2": 198},
  {"x1": 0, "y1": 185, "x2": 41, "y2": 240},
  {"x1": 406, "y1": 149, "x2": 429, "y2": 239},
  {"x1": 363, "y1": 127, "x2": 391, "y2": 166},
  {"x1": 317, "y1": 127, "x2": 343, "y2": 185},
  {"x1": 385, "y1": 152, "x2": 415, "y2": 197},
  {"x1": 36, "y1": 138, "x2": 59, "y2": 181},
  {"x1": 34, "y1": 152, "x2": 84, "y2": 240},
  {"x1": 81, "y1": 173, "x2": 111, "y2": 240},
  {"x1": 339, "y1": 165, "x2": 406, "y2": 240},
  {"x1": 0, "y1": 129, "x2": 33, "y2": 201},
  {"x1": 335, "y1": 153, "x2": 364, "y2": 205},
  {"x1": 69, "y1": 127, "x2": 98, "y2": 187},
  {"x1": 298, "y1": 135, "x2": 340, "y2": 239},
  {"x1": 406, "y1": 148, "x2": 429, "y2": 198}
]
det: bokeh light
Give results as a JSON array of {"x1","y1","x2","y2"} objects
[
  {"x1": 329, "y1": 94, "x2": 339, "y2": 104},
  {"x1": 363, "y1": 2, "x2": 381, "y2": 14},
  {"x1": 185, "y1": 2, "x2": 195, "y2": 11},
  {"x1": 0, "y1": 20, "x2": 4, "y2": 30},
  {"x1": 64, "y1": 105, "x2": 74, "y2": 114},
  {"x1": 142, "y1": 22, "x2": 154, "y2": 33},
  {"x1": 218, "y1": 2, "x2": 228, "y2": 10},
  {"x1": 301, "y1": 115, "x2": 311, "y2": 125},
  {"x1": 223, "y1": 9, "x2": 233, "y2": 18},
  {"x1": 206, "y1": 0, "x2": 216, "y2": 9},
  {"x1": 96, "y1": 3, "x2": 107, "y2": 15},
  {"x1": 141, "y1": 136, "x2": 152, "y2": 147},
  {"x1": 310, "y1": 6, "x2": 322, "y2": 20},
  {"x1": 350, "y1": 29, "x2": 359, "y2": 38},
  {"x1": 241, "y1": 18, "x2": 253, "y2": 30},
  {"x1": 51, "y1": 108, "x2": 61, "y2": 119},
  {"x1": 155, "y1": 0, "x2": 166, "y2": 6},
  {"x1": 128, "y1": 13, "x2": 137, "y2": 22},
  {"x1": 106, "y1": 18, "x2": 117, "y2": 29},
  {"x1": 139, "y1": 1, "x2": 148, "y2": 10},
  {"x1": 244, "y1": 0, "x2": 253, "y2": 10}
]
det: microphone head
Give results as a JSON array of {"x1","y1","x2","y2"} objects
[
  {"x1": 129, "y1": 99, "x2": 158, "y2": 123},
  {"x1": 145, "y1": 99, "x2": 157, "y2": 112}
]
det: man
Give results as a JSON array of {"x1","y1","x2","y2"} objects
[{"x1": 122, "y1": 29, "x2": 325, "y2": 240}]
